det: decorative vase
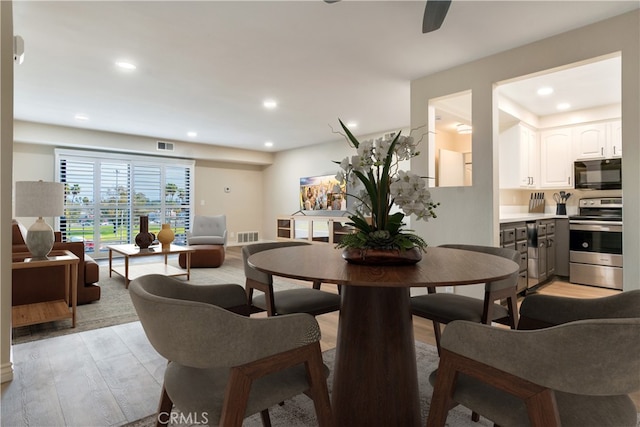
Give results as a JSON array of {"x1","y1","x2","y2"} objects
[
  {"x1": 135, "y1": 215, "x2": 155, "y2": 249},
  {"x1": 157, "y1": 223, "x2": 175, "y2": 250},
  {"x1": 342, "y1": 247, "x2": 423, "y2": 266}
]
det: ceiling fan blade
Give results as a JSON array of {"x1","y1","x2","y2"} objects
[
  {"x1": 324, "y1": 0, "x2": 341, "y2": 3},
  {"x1": 422, "y1": 0, "x2": 452, "y2": 33}
]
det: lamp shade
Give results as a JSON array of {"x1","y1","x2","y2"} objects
[
  {"x1": 15, "y1": 181, "x2": 64, "y2": 258},
  {"x1": 15, "y1": 181, "x2": 64, "y2": 217}
]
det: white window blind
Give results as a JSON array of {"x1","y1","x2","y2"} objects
[{"x1": 55, "y1": 149, "x2": 194, "y2": 258}]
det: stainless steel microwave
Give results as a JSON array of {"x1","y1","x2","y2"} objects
[{"x1": 574, "y1": 158, "x2": 622, "y2": 190}]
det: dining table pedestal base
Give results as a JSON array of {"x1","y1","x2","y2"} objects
[{"x1": 331, "y1": 285, "x2": 421, "y2": 426}]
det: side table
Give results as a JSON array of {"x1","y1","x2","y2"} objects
[{"x1": 12, "y1": 250, "x2": 79, "y2": 328}]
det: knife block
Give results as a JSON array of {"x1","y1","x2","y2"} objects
[{"x1": 528, "y1": 199, "x2": 545, "y2": 213}]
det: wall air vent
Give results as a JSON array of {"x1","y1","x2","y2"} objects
[
  {"x1": 237, "y1": 231, "x2": 259, "y2": 244},
  {"x1": 157, "y1": 141, "x2": 175, "y2": 151}
]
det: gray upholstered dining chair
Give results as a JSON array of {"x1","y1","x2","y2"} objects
[
  {"x1": 426, "y1": 290, "x2": 640, "y2": 427},
  {"x1": 411, "y1": 244, "x2": 520, "y2": 354},
  {"x1": 129, "y1": 274, "x2": 334, "y2": 427},
  {"x1": 242, "y1": 241, "x2": 342, "y2": 316}
]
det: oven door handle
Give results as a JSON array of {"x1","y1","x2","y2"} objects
[{"x1": 569, "y1": 222, "x2": 623, "y2": 232}]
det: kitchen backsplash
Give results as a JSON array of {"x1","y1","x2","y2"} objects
[{"x1": 499, "y1": 189, "x2": 623, "y2": 215}]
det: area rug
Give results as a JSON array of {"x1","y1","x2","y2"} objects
[
  {"x1": 11, "y1": 247, "x2": 303, "y2": 344},
  {"x1": 124, "y1": 341, "x2": 492, "y2": 427}
]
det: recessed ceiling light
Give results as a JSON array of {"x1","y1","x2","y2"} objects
[
  {"x1": 264, "y1": 141, "x2": 274, "y2": 147},
  {"x1": 456, "y1": 123, "x2": 472, "y2": 134},
  {"x1": 187, "y1": 131, "x2": 197, "y2": 138},
  {"x1": 74, "y1": 114, "x2": 89, "y2": 121},
  {"x1": 263, "y1": 99, "x2": 277, "y2": 109},
  {"x1": 346, "y1": 121, "x2": 358, "y2": 128},
  {"x1": 556, "y1": 102, "x2": 571, "y2": 111},
  {"x1": 115, "y1": 61, "x2": 136, "y2": 70},
  {"x1": 537, "y1": 87, "x2": 554, "y2": 96}
]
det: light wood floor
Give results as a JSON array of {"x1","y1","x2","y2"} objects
[{"x1": 2, "y1": 279, "x2": 637, "y2": 427}]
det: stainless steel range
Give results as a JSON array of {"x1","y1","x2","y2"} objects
[{"x1": 569, "y1": 197, "x2": 623, "y2": 290}]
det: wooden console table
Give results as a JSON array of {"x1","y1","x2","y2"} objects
[
  {"x1": 276, "y1": 215, "x2": 354, "y2": 244},
  {"x1": 12, "y1": 250, "x2": 79, "y2": 328}
]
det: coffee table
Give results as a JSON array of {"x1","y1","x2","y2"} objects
[{"x1": 107, "y1": 244, "x2": 195, "y2": 288}]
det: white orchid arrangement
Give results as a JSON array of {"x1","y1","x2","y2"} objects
[{"x1": 334, "y1": 120, "x2": 439, "y2": 251}]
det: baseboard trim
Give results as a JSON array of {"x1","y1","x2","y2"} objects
[{"x1": 1, "y1": 361, "x2": 14, "y2": 383}]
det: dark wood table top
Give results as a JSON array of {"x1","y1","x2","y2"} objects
[{"x1": 248, "y1": 244, "x2": 519, "y2": 288}]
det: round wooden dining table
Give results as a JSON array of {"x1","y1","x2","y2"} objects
[{"x1": 248, "y1": 244, "x2": 519, "y2": 426}]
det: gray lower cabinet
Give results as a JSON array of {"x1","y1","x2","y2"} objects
[
  {"x1": 500, "y1": 222, "x2": 528, "y2": 293},
  {"x1": 527, "y1": 222, "x2": 547, "y2": 288},
  {"x1": 554, "y1": 218, "x2": 570, "y2": 276},
  {"x1": 544, "y1": 219, "x2": 556, "y2": 278},
  {"x1": 526, "y1": 219, "x2": 558, "y2": 288},
  {"x1": 501, "y1": 218, "x2": 564, "y2": 291}
]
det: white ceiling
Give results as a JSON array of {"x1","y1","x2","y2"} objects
[
  {"x1": 498, "y1": 55, "x2": 622, "y2": 117},
  {"x1": 12, "y1": 1, "x2": 638, "y2": 153}
]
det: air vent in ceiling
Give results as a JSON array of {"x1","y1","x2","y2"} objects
[{"x1": 157, "y1": 141, "x2": 174, "y2": 151}]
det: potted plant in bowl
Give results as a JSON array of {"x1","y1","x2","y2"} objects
[{"x1": 334, "y1": 120, "x2": 439, "y2": 265}]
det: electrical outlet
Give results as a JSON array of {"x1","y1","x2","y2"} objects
[{"x1": 445, "y1": 286, "x2": 454, "y2": 294}]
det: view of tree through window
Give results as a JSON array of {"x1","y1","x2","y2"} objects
[{"x1": 55, "y1": 149, "x2": 194, "y2": 258}]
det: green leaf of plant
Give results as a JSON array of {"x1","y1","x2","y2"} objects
[{"x1": 339, "y1": 119, "x2": 360, "y2": 149}]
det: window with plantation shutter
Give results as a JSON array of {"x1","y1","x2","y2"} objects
[{"x1": 55, "y1": 149, "x2": 194, "y2": 258}]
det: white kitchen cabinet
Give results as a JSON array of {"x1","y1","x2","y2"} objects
[
  {"x1": 573, "y1": 122, "x2": 607, "y2": 159},
  {"x1": 499, "y1": 123, "x2": 538, "y2": 189},
  {"x1": 608, "y1": 119, "x2": 622, "y2": 158},
  {"x1": 573, "y1": 120, "x2": 621, "y2": 159},
  {"x1": 539, "y1": 128, "x2": 573, "y2": 188}
]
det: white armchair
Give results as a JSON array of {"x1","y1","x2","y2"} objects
[{"x1": 187, "y1": 215, "x2": 227, "y2": 246}]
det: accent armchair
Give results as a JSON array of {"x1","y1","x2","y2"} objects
[
  {"x1": 186, "y1": 214, "x2": 227, "y2": 246},
  {"x1": 129, "y1": 274, "x2": 333, "y2": 427},
  {"x1": 242, "y1": 241, "x2": 341, "y2": 316},
  {"x1": 426, "y1": 290, "x2": 640, "y2": 427},
  {"x1": 180, "y1": 215, "x2": 227, "y2": 268}
]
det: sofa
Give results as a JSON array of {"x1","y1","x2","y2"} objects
[{"x1": 12, "y1": 220, "x2": 101, "y2": 305}]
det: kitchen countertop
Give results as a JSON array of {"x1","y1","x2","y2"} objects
[{"x1": 499, "y1": 213, "x2": 570, "y2": 224}]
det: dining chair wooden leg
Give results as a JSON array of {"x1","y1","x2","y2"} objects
[
  {"x1": 507, "y1": 294, "x2": 519, "y2": 329},
  {"x1": 525, "y1": 389, "x2": 561, "y2": 427},
  {"x1": 220, "y1": 368, "x2": 252, "y2": 427},
  {"x1": 304, "y1": 342, "x2": 335, "y2": 427},
  {"x1": 432, "y1": 321, "x2": 443, "y2": 355},
  {"x1": 426, "y1": 349, "x2": 458, "y2": 427},
  {"x1": 220, "y1": 343, "x2": 333, "y2": 427},
  {"x1": 259, "y1": 409, "x2": 272, "y2": 427},
  {"x1": 155, "y1": 384, "x2": 173, "y2": 427}
]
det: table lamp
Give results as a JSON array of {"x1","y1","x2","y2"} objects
[{"x1": 15, "y1": 180, "x2": 65, "y2": 258}]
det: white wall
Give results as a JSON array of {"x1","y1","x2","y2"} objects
[
  {"x1": 411, "y1": 10, "x2": 640, "y2": 295},
  {"x1": 13, "y1": 134, "x2": 267, "y2": 248},
  {"x1": 194, "y1": 160, "x2": 264, "y2": 244},
  {"x1": 261, "y1": 127, "x2": 411, "y2": 241},
  {"x1": 14, "y1": 121, "x2": 274, "y2": 166},
  {"x1": 1, "y1": 0, "x2": 14, "y2": 383},
  {"x1": 262, "y1": 139, "x2": 356, "y2": 241}
]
